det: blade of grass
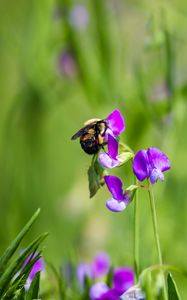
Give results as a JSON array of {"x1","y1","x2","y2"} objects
[{"x1": 0, "y1": 208, "x2": 41, "y2": 276}]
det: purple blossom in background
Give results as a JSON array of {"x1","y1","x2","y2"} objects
[
  {"x1": 69, "y1": 4, "x2": 89, "y2": 31},
  {"x1": 61, "y1": 261, "x2": 74, "y2": 286},
  {"x1": 150, "y1": 81, "x2": 170, "y2": 102},
  {"x1": 133, "y1": 147, "x2": 170, "y2": 184},
  {"x1": 104, "y1": 176, "x2": 130, "y2": 212},
  {"x1": 113, "y1": 267, "x2": 134, "y2": 295},
  {"x1": 100, "y1": 289, "x2": 119, "y2": 300},
  {"x1": 22, "y1": 254, "x2": 45, "y2": 291},
  {"x1": 77, "y1": 262, "x2": 92, "y2": 289},
  {"x1": 89, "y1": 267, "x2": 134, "y2": 300},
  {"x1": 77, "y1": 252, "x2": 111, "y2": 289},
  {"x1": 58, "y1": 50, "x2": 77, "y2": 79},
  {"x1": 89, "y1": 282, "x2": 109, "y2": 300},
  {"x1": 92, "y1": 252, "x2": 111, "y2": 278},
  {"x1": 99, "y1": 134, "x2": 121, "y2": 169},
  {"x1": 105, "y1": 109, "x2": 125, "y2": 137}
]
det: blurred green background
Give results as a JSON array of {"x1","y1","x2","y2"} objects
[{"x1": 0, "y1": 0, "x2": 187, "y2": 297}]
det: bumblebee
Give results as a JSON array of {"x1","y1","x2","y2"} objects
[{"x1": 71, "y1": 119, "x2": 107, "y2": 154}]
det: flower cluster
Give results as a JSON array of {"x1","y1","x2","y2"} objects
[
  {"x1": 72, "y1": 108, "x2": 171, "y2": 210},
  {"x1": 97, "y1": 109, "x2": 171, "y2": 212},
  {"x1": 77, "y1": 252, "x2": 134, "y2": 300}
]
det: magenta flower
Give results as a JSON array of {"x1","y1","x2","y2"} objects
[
  {"x1": 112, "y1": 267, "x2": 134, "y2": 295},
  {"x1": 89, "y1": 267, "x2": 134, "y2": 300},
  {"x1": 77, "y1": 252, "x2": 111, "y2": 289},
  {"x1": 100, "y1": 289, "x2": 119, "y2": 300},
  {"x1": 104, "y1": 176, "x2": 130, "y2": 212},
  {"x1": 133, "y1": 147, "x2": 170, "y2": 184},
  {"x1": 105, "y1": 109, "x2": 125, "y2": 137},
  {"x1": 99, "y1": 135, "x2": 120, "y2": 169}
]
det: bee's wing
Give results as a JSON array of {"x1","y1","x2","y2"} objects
[
  {"x1": 71, "y1": 127, "x2": 86, "y2": 140},
  {"x1": 71, "y1": 122, "x2": 97, "y2": 140}
]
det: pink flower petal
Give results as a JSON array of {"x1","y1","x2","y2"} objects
[{"x1": 106, "y1": 109, "x2": 125, "y2": 136}]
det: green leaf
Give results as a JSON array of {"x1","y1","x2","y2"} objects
[
  {"x1": 88, "y1": 154, "x2": 107, "y2": 198},
  {"x1": 125, "y1": 185, "x2": 139, "y2": 192},
  {"x1": 106, "y1": 266, "x2": 113, "y2": 288},
  {"x1": 140, "y1": 271, "x2": 156, "y2": 300},
  {"x1": 124, "y1": 185, "x2": 138, "y2": 205},
  {"x1": 118, "y1": 142, "x2": 134, "y2": 155},
  {"x1": 80, "y1": 275, "x2": 92, "y2": 300},
  {"x1": 167, "y1": 273, "x2": 181, "y2": 300},
  {"x1": 94, "y1": 159, "x2": 105, "y2": 177},
  {"x1": 19, "y1": 288, "x2": 26, "y2": 300},
  {"x1": 26, "y1": 272, "x2": 40, "y2": 300},
  {"x1": 118, "y1": 152, "x2": 134, "y2": 166},
  {"x1": 88, "y1": 165, "x2": 100, "y2": 198},
  {"x1": 0, "y1": 209, "x2": 41, "y2": 277}
]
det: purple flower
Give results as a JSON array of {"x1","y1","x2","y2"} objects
[
  {"x1": 58, "y1": 50, "x2": 77, "y2": 78},
  {"x1": 113, "y1": 267, "x2": 134, "y2": 295},
  {"x1": 105, "y1": 109, "x2": 125, "y2": 137},
  {"x1": 133, "y1": 147, "x2": 170, "y2": 184},
  {"x1": 89, "y1": 282, "x2": 109, "y2": 300},
  {"x1": 98, "y1": 133, "x2": 133, "y2": 169},
  {"x1": 69, "y1": 4, "x2": 89, "y2": 31},
  {"x1": 22, "y1": 254, "x2": 45, "y2": 291},
  {"x1": 89, "y1": 267, "x2": 134, "y2": 300},
  {"x1": 99, "y1": 135, "x2": 120, "y2": 169},
  {"x1": 100, "y1": 289, "x2": 119, "y2": 300},
  {"x1": 77, "y1": 252, "x2": 111, "y2": 289},
  {"x1": 92, "y1": 252, "x2": 111, "y2": 278},
  {"x1": 104, "y1": 176, "x2": 130, "y2": 212},
  {"x1": 77, "y1": 262, "x2": 92, "y2": 289}
]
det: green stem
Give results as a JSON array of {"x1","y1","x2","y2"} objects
[
  {"x1": 147, "y1": 181, "x2": 167, "y2": 300},
  {"x1": 134, "y1": 179, "x2": 139, "y2": 281}
]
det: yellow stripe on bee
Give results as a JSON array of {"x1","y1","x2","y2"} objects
[
  {"x1": 88, "y1": 128, "x2": 95, "y2": 134},
  {"x1": 98, "y1": 134, "x2": 103, "y2": 145}
]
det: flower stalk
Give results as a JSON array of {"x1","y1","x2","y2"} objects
[
  {"x1": 133, "y1": 179, "x2": 139, "y2": 282},
  {"x1": 147, "y1": 181, "x2": 167, "y2": 300}
]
